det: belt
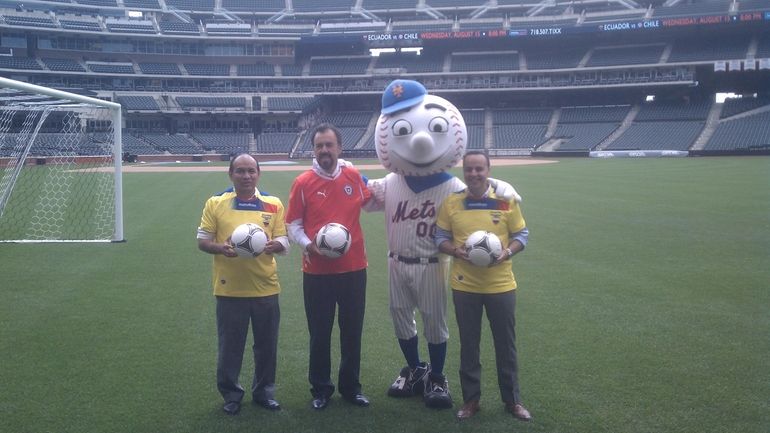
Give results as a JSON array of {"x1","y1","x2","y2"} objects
[{"x1": 389, "y1": 252, "x2": 439, "y2": 264}]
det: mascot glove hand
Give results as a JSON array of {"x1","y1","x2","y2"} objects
[
  {"x1": 489, "y1": 177, "x2": 522, "y2": 203},
  {"x1": 367, "y1": 178, "x2": 386, "y2": 206}
]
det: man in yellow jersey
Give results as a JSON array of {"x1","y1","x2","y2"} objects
[
  {"x1": 197, "y1": 154, "x2": 289, "y2": 416},
  {"x1": 435, "y1": 150, "x2": 532, "y2": 422}
]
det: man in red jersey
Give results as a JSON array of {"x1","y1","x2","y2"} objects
[{"x1": 286, "y1": 123, "x2": 373, "y2": 410}]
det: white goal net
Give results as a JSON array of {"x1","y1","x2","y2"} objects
[{"x1": 0, "y1": 77, "x2": 123, "y2": 242}]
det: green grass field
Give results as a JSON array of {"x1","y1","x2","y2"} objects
[{"x1": 1, "y1": 157, "x2": 768, "y2": 433}]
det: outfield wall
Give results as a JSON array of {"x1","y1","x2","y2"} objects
[
  {"x1": 0, "y1": 153, "x2": 295, "y2": 168},
  {"x1": 4, "y1": 149, "x2": 768, "y2": 168},
  {"x1": 0, "y1": 155, "x2": 117, "y2": 168}
]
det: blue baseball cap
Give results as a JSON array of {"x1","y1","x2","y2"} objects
[{"x1": 381, "y1": 80, "x2": 427, "y2": 114}]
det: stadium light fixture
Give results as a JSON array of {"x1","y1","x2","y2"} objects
[
  {"x1": 369, "y1": 48, "x2": 422, "y2": 57},
  {"x1": 370, "y1": 48, "x2": 395, "y2": 57},
  {"x1": 715, "y1": 93, "x2": 741, "y2": 103}
]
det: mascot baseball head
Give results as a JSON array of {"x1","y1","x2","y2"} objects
[{"x1": 376, "y1": 80, "x2": 467, "y2": 177}]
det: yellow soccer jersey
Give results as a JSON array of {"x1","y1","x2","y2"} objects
[
  {"x1": 436, "y1": 188, "x2": 526, "y2": 294},
  {"x1": 199, "y1": 190, "x2": 287, "y2": 297}
]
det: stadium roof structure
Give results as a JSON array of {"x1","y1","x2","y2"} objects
[{"x1": 0, "y1": 0, "x2": 708, "y2": 21}]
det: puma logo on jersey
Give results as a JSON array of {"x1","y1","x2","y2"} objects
[{"x1": 317, "y1": 190, "x2": 328, "y2": 198}]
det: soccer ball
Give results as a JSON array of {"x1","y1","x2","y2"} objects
[
  {"x1": 314, "y1": 222, "x2": 351, "y2": 259},
  {"x1": 230, "y1": 223, "x2": 268, "y2": 258},
  {"x1": 464, "y1": 230, "x2": 503, "y2": 267}
]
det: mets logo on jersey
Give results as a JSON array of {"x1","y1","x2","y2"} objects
[{"x1": 344, "y1": 184, "x2": 353, "y2": 196}]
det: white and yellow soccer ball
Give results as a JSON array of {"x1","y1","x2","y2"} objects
[
  {"x1": 230, "y1": 223, "x2": 268, "y2": 258},
  {"x1": 314, "y1": 222, "x2": 351, "y2": 259},
  {"x1": 464, "y1": 230, "x2": 503, "y2": 267}
]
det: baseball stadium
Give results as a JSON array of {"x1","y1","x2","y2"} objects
[{"x1": 0, "y1": 0, "x2": 768, "y2": 432}]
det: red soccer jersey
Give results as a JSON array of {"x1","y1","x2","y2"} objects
[{"x1": 286, "y1": 166, "x2": 372, "y2": 274}]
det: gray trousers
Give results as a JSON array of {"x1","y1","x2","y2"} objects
[
  {"x1": 216, "y1": 295, "x2": 280, "y2": 404},
  {"x1": 452, "y1": 289, "x2": 521, "y2": 404}
]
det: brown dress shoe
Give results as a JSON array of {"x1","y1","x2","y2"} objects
[
  {"x1": 456, "y1": 400, "x2": 480, "y2": 420},
  {"x1": 505, "y1": 402, "x2": 532, "y2": 421}
]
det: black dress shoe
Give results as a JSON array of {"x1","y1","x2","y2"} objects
[
  {"x1": 344, "y1": 393, "x2": 370, "y2": 407},
  {"x1": 505, "y1": 402, "x2": 532, "y2": 421},
  {"x1": 222, "y1": 401, "x2": 240, "y2": 415},
  {"x1": 312, "y1": 396, "x2": 330, "y2": 410},
  {"x1": 456, "y1": 400, "x2": 480, "y2": 420},
  {"x1": 255, "y1": 399, "x2": 281, "y2": 411}
]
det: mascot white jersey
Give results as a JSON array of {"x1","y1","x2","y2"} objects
[
  {"x1": 375, "y1": 86, "x2": 467, "y2": 258},
  {"x1": 366, "y1": 79, "x2": 519, "y2": 409}
]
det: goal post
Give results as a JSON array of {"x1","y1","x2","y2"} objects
[{"x1": 0, "y1": 77, "x2": 124, "y2": 242}]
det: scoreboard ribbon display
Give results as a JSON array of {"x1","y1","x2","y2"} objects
[{"x1": 350, "y1": 9, "x2": 770, "y2": 47}]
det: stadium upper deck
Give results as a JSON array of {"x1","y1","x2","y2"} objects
[
  {"x1": 0, "y1": 0, "x2": 766, "y2": 38},
  {"x1": 0, "y1": 0, "x2": 763, "y2": 18},
  {"x1": 1, "y1": 0, "x2": 769, "y2": 155},
  {"x1": 1, "y1": 3, "x2": 767, "y2": 93}
]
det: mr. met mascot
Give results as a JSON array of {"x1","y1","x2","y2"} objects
[{"x1": 366, "y1": 80, "x2": 520, "y2": 409}]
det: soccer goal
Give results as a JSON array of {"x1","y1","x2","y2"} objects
[{"x1": 0, "y1": 77, "x2": 123, "y2": 242}]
